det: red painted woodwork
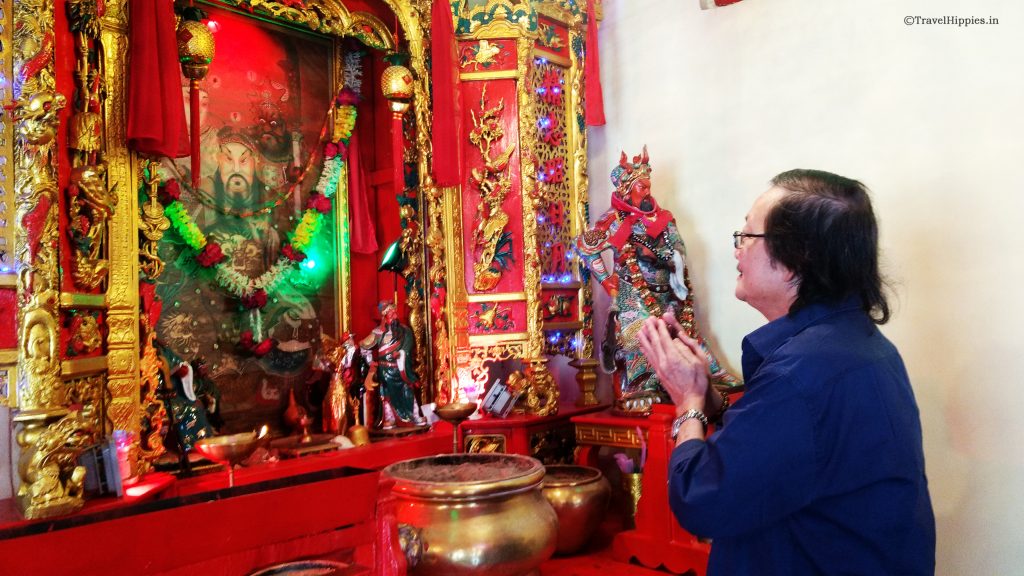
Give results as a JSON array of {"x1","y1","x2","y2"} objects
[
  {"x1": 165, "y1": 429, "x2": 449, "y2": 498},
  {"x1": 466, "y1": 300, "x2": 527, "y2": 334},
  {"x1": 0, "y1": 431, "x2": 449, "y2": 575},
  {"x1": 0, "y1": 287, "x2": 16, "y2": 349},
  {"x1": 540, "y1": 289, "x2": 579, "y2": 323},
  {"x1": 458, "y1": 39, "x2": 517, "y2": 72},
  {"x1": 572, "y1": 405, "x2": 711, "y2": 575},
  {"x1": 459, "y1": 402, "x2": 607, "y2": 457},
  {"x1": 459, "y1": 77, "x2": 526, "y2": 296},
  {"x1": 0, "y1": 469, "x2": 378, "y2": 576},
  {"x1": 536, "y1": 17, "x2": 571, "y2": 62},
  {"x1": 350, "y1": 53, "x2": 401, "y2": 338}
]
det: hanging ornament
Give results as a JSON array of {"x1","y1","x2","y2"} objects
[
  {"x1": 381, "y1": 60, "x2": 414, "y2": 112},
  {"x1": 381, "y1": 53, "x2": 413, "y2": 200},
  {"x1": 177, "y1": 6, "x2": 215, "y2": 190}
]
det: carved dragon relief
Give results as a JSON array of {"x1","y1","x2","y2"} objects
[
  {"x1": 11, "y1": 88, "x2": 65, "y2": 410},
  {"x1": 469, "y1": 85, "x2": 516, "y2": 292},
  {"x1": 15, "y1": 411, "x2": 94, "y2": 519},
  {"x1": 67, "y1": 0, "x2": 116, "y2": 290},
  {"x1": 7, "y1": 0, "x2": 96, "y2": 520}
]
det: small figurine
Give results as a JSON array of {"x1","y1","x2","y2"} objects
[
  {"x1": 319, "y1": 333, "x2": 362, "y2": 436},
  {"x1": 352, "y1": 361, "x2": 382, "y2": 430},
  {"x1": 158, "y1": 343, "x2": 218, "y2": 453},
  {"x1": 336, "y1": 332, "x2": 378, "y2": 430},
  {"x1": 283, "y1": 387, "x2": 311, "y2": 438},
  {"x1": 360, "y1": 301, "x2": 426, "y2": 428},
  {"x1": 576, "y1": 147, "x2": 738, "y2": 413}
]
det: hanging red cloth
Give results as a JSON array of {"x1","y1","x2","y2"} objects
[
  {"x1": 347, "y1": 130, "x2": 378, "y2": 254},
  {"x1": 126, "y1": 0, "x2": 189, "y2": 158},
  {"x1": 585, "y1": 0, "x2": 606, "y2": 126},
  {"x1": 391, "y1": 109, "x2": 405, "y2": 205},
  {"x1": 716, "y1": 0, "x2": 745, "y2": 5},
  {"x1": 431, "y1": 0, "x2": 463, "y2": 186},
  {"x1": 608, "y1": 195, "x2": 672, "y2": 250}
]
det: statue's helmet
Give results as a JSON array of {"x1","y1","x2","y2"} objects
[{"x1": 610, "y1": 145, "x2": 652, "y2": 196}]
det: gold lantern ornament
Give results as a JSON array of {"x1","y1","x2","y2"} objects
[
  {"x1": 177, "y1": 16, "x2": 215, "y2": 81},
  {"x1": 177, "y1": 8, "x2": 215, "y2": 189},
  {"x1": 381, "y1": 54, "x2": 413, "y2": 202},
  {"x1": 381, "y1": 61, "x2": 414, "y2": 114}
]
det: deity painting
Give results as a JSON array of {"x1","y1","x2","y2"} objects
[{"x1": 155, "y1": 6, "x2": 341, "y2": 433}]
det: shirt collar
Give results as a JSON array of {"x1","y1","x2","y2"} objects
[{"x1": 740, "y1": 297, "x2": 863, "y2": 382}]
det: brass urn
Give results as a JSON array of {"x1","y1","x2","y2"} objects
[
  {"x1": 542, "y1": 465, "x2": 611, "y2": 555},
  {"x1": 384, "y1": 453, "x2": 557, "y2": 576}
]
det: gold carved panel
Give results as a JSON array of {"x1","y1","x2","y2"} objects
[{"x1": 0, "y1": 0, "x2": 14, "y2": 281}]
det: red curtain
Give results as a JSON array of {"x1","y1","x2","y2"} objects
[
  {"x1": 347, "y1": 130, "x2": 378, "y2": 255},
  {"x1": 585, "y1": 0, "x2": 606, "y2": 126},
  {"x1": 431, "y1": 0, "x2": 463, "y2": 186},
  {"x1": 126, "y1": 0, "x2": 189, "y2": 158}
]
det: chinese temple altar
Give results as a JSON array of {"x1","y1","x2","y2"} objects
[{"x1": 0, "y1": 0, "x2": 729, "y2": 574}]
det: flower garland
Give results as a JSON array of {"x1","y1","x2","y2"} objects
[{"x1": 157, "y1": 81, "x2": 361, "y2": 356}]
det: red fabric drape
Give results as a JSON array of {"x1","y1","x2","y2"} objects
[
  {"x1": 126, "y1": 0, "x2": 189, "y2": 158},
  {"x1": 585, "y1": 0, "x2": 606, "y2": 126},
  {"x1": 608, "y1": 195, "x2": 672, "y2": 250},
  {"x1": 347, "y1": 130, "x2": 378, "y2": 254},
  {"x1": 716, "y1": 0, "x2": 745, "y2": 5},
  {"x1": 391, "y1": 113, "x2": 405, "y2": 204},
  {"x1": 431, "y1": 0, "x2": 463, "y2": 186}
]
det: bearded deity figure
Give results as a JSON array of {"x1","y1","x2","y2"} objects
[
  {"x1": 576, "y1": 147, "x2": 739, "y2": 414},
  {"x1": 360, "y1": 302, "x2": 426, "y2": 429}
]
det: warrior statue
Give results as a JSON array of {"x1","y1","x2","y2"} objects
[
  {"x1": 360, "y1": 301, "x2": 426, "y2": 428},
  {"x1": 577, "y1": 147, "x2": 739, "y2": 413},
  {"x1": 158, "y1": 344, "x2": 220, "y2": 452}
]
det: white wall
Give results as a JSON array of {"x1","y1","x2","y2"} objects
[{"x1": 591, "y1": 0, "x2": 1024, "y2": 573}]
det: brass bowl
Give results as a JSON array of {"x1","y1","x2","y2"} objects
[
  {"x1": 384, "y1": 453, "x2": 557, "y2": 575},
  {"x1": 433, "y1": 402, "x2": 477, "y2": 453},
  {"x1": 193, "y1": 426, "x2": 269, "y2": 467},
  {"x1": 270, "y1": 433, "x2": 343, "y2": 458},
  {"x1": 433, "y1": 401, "x2": 477, "y2": 423},
  {"x1": 542, "y1": 465, "x2": 611, "y2": 555}
]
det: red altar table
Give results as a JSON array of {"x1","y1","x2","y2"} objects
[
  {"x1": 458, "y1": 402, "x2": 608, "y2": 461},
  {"x1": 572, "y1": 404, "x2": 710, "y2": 576},
  {"x1": 0, "y1": 431, "x2": 449, "y2": 576}
]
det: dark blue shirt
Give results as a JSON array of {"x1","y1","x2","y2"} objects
[{"x1": 669, "y1": 300, "x2": 935, "y2": 575}]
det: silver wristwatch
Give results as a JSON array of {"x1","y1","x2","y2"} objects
[{"x1": 671, "y1": 408, "x2": 709, "y2": 440}]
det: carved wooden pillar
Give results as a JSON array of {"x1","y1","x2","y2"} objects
[
  {"x1": 437, "y1": 1, "x2": 598, "y2": 413},
  {"x1": 6, "y1": 0, "x2": 93, "y2": 519}
]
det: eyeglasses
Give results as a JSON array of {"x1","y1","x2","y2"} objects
[{"x1": 732, "y1": 231, "x2": 766, "y2": 249}]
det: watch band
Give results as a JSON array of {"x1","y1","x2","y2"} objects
[{"x1": 671, "y1": 408, "x2": 709, "y2": 439}]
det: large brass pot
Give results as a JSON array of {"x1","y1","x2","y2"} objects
[
  {"x1": 383, "y1": 453, "x2": 557, "y2": 576},
  {"x1": 541, "y1": 465, "x2": 611, "y2": 555}
]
